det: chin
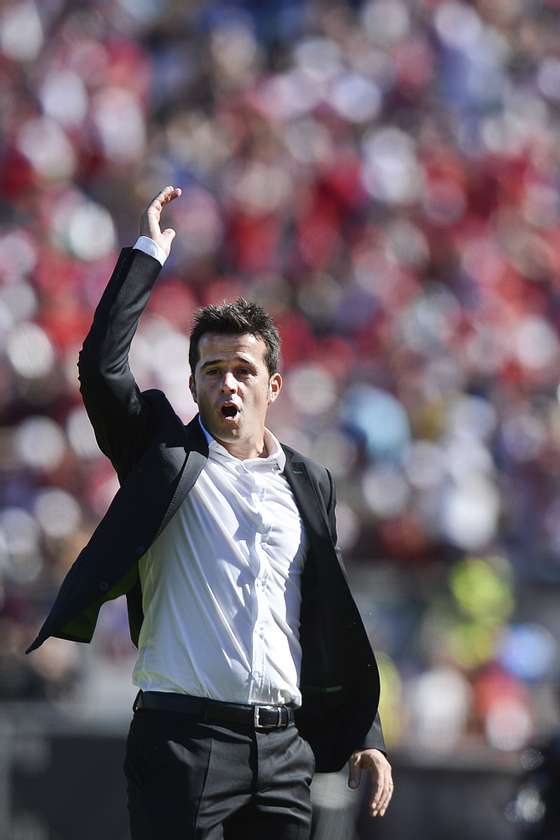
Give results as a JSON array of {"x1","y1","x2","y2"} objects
[{"x1": 206, "y1": 417, "x2": 241, "y2": 438}]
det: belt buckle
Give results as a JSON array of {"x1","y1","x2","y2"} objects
[{"x1": 254, "y1": 705, "x2": 282, "y2": 730}]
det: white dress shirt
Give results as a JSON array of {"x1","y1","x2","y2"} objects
[{"x1": 133, "y1": 423, "x2": 307, "y2": 705}]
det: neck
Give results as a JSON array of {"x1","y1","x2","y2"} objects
[
  {"x1": 214, "y1": 431, "x2": 268, "y2": 460},
  {"x1": 197, "y1": 416, "x2": 270, "y2": 460}
]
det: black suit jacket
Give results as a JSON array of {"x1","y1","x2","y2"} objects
[{"x1": 27, "y1": 248, "x2": 384, "y2": 771}]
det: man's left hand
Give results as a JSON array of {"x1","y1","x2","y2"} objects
[{"x1": 347, "y1": 748, "x2": 393, "y2": 817}]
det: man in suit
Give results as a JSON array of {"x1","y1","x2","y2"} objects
[{"x1": 27, "y1": 186, "x2": 393, "y2": 839}]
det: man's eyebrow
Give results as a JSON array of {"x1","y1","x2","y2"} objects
[{"x1": 200, "y1": 356, "x2": 257, "y2": 369}]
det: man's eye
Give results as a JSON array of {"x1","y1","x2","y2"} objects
[
  {"x1": 238, "y1": 368, "x2": 252, "y2": 376},
  {"x1": 206, "y1": 368, "x2": 219, "y2": 376}
]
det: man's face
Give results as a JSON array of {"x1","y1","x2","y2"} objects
[{"x1": 189, "y1": 332, "x2": 282, "y2": 449}]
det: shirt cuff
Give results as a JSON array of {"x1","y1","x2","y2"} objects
[{"x1": 133, "y1": 236, "x2": 167, "y2": 266}]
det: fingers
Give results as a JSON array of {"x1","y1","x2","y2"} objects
[
  {"x1": 370, "y1": 775, "x2": 393, "y2": 817},
  {"x1": 347, "y1": 753, "x2": 362, "y2": 789},
  {"x1": 139, "y1": 185, "x2": 182, "y2": 252},
  {"x1": 368, "y1": 758, "x2": 393, "y2": 818},
  {"x1": 147, "y1": 185, "x2": 182, "y2": 217},
  {"x1": 150, "y1": 184, "x2": 182, "y2": 206}
]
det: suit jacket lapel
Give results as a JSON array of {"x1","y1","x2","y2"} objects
[
  {"x1": 282, "y1": 450, "x2": 332, "y2": 550},
  {"x1": 158, "y1": 414, "x2": 208, "y2": 534}
]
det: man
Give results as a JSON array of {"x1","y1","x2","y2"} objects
[{"x1": 27, "y1": 186, "x2": 393, "y2": 839}]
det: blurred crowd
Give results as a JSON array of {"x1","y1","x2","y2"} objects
[{"x1": 2, "y1": 0, "x2": 560, "y2": 765}]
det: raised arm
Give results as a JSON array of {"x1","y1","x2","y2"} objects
[{"x1": 78, "y1": 186, "x2": 181, "y2": 475}]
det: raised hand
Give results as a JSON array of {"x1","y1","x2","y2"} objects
[{"x1": 139, "y1": 185, "x2": 182, "y2": 260}]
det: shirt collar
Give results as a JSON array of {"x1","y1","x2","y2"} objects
[{"x1": 198, "y1": 416, "x2": 286, "y2": 472}]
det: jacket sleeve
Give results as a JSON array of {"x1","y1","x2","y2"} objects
[
  {"x1": 78, "y1": 247, "x2": 163, "y2": 475},
  {"x1": 325, "y1": 467, "x2": 387, "y2": 756},
  {"x1": 364, "y1": 712, "x2": 387, "y2": 754}
]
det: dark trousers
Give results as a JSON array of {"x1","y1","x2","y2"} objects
[{"x1": 124, "y1": 708, "x2": 315, "y2": 839}]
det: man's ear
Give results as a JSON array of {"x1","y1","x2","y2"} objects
[
  {"x1": 268, "y1": 372, "x2": 282, "y2": 404},
  {"x1": 189, "y1": 374, "x2": 197, "y2": 403}
]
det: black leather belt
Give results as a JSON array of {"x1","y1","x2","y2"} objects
[{"x1": 134, "y1": 690, "x2": 295, "y2": 731}]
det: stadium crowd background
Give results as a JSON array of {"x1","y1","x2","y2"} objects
[{"x1": 1, "y1": 0, "x2": 560, "y2": 770}]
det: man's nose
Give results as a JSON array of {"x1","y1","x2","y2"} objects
[{"x1": 220, "y1": 372, "x2": 237, "y2": 392}]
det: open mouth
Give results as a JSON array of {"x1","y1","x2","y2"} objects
[{"x1": 221, "y1": 404, "x2": 240, "y2": 420}]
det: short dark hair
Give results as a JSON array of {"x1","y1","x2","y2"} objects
[{"x1": 189, "y1": 298, "x2": 280, "y2": 375}]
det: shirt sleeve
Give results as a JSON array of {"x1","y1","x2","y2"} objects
[{"x1": 133, "y1": 236, "x2": 168, "y2": 266}]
